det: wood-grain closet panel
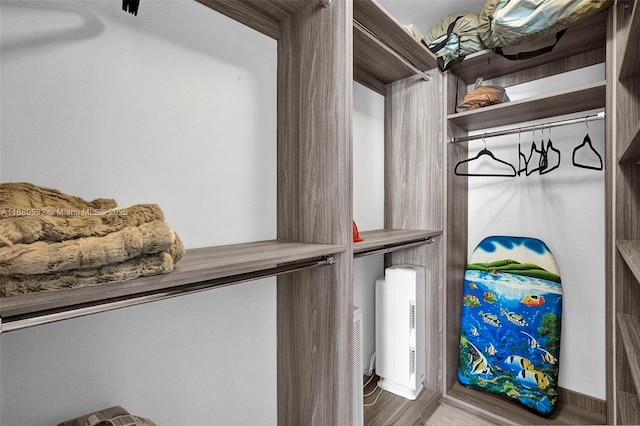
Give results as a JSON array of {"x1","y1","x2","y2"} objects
[
  {"x1": 385, "y1": 72, "x2": 444, "y2": 391},
  {"x1": 276, "y1": 0, "x2": 353, "y2": 424}
]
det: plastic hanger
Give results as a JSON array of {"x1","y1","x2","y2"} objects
[
  {"x1": 517, "y1": 131, "x2": 528, "y2": 177},
  {"x1": 572, "y1": 119, "x2": 603, "y2": 170},
  {"x1": 454, "y1": 139, "x2": 517, "y2": 177},
  {"x1": 525, "y1": 126, "x2": 546, "y2": 176},
  {"x1": 540, "y1": 125, "x2": 561, "y2": 175}
]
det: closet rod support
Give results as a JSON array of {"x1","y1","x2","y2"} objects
[{"x1": 449, "y1": 112, "x2": 605, "y2": 144}]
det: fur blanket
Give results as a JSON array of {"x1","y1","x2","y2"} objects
[
  {"x1": 0, "y1": 203, "x2": 164, "y2": 248},
  {"x1": 0, "y1": 220, "x2": 179, "y2": 275},
  {"x1": 0, "y1": 182, "x2": 185, "y2": 297},
  {"x1": 0, "y1": 251, "x2": 179, "y2": 297},
  {"x1": 0, "y1": 182, "x2": 116, "y2": 214}
]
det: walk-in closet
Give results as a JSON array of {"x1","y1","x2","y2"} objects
[{"x1": 1, "y1": 0, "x2": 638, "y2": 424}]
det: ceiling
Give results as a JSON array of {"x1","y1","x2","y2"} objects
[{"x1": 377, "y1": 0, "x2": 485, "y2": 35}]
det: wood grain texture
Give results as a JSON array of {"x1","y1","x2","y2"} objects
[
  {"x1": 363, "y1": 375, "x2": 442, "y2": 426},
  {"x1": 445, "y1": 73, "x2": 469, "y2": 393},
  {"x1": 276, "y1": 0, "x2": 353, "y2": 424},
  {"x1": 353, "y1": 0, "x2": 437, "y2": 72},
  {"x1": 450, "y1": 11, "x2": 607, "y2": 85},
  {"x1": 617, "y1": 0, "x2": 640, "y2": 80},
  {"x1": 353, "y1": 229, "x2": 441, "y2": 255},
  {"x1": 385, "y1": 72, "x2": 445, "y2": 392},
  {"x1": 195, "y1": 0, "x2": 308, "y2": 40},
  {"x1": 617, "y1": 314, "x2": 640, "y2": 400},
  {"x1": 614, "y1": 77, "x2": 640, "y2": 400},
  {"x1": 617, "y1": 390, "x2": 640, "y2": 425},
  {"x1": 0, "y1": 240, "x2": 343, "y2": 320},
  {"x1": 482, "y1": 48, "x2": 605, "y2": 90},
  {"x1": 353, "y1": 23, "x2": 416, "y2": 95},
  {"x1": 604, "y1": 10, "x2": 616, "y2": 422},
  {"x1": 443, "y1": 383, "x2": 606, "y2": 425},
  {"x1": 617, "y1": 240, "x2": 640, "y2": 284},
  {"x1": 448, "y1": 81, "x2": 606, "y2": 132},
  {"x1": 612, "y1": 1, "x2": 640, "y2": 412}
]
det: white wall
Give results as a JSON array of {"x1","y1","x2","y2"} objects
[
  {"x1": 1, "y1": 1, "x2": 277, "y2": 424},
  {"x1": 352, "y1": 82, "x2": 385, "y2": 371},
  {"x1": 466, "y1": 65, "x2": 606, "y2": 399}
]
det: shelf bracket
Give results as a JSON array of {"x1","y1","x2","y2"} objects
[{"x1": 319, "y1": 0, "x2": 333, "y2": 7}]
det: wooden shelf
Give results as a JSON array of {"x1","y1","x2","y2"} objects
[
  {"x1": 353, "y1": 0, "x2": 437, "y2": 93},
  {"x1": 618, "y1": 0, "x2": 640, "y2": 80},
  {"x1": 197, "y1": 0, "x2": 437, "y2": 95},
  {"x1": 618, "y1": 313, "x2": 640, "y2": 398},
  {"x1": 618, "y1": 120, "x2": 640, "y2": 164},
  {"x1": 0, "y1": 240, "x2": 344, "y2": 331},
  {"x1": 617, "y1": 240, "x2": 640, "y2": 284},
  {"x1": 195, "y1": 0, "x2": 308, "y2": 40},
  {"x1": 618, "y1": 390, "x2": 640, "y2": 425},
  {"x1": 450, "y1": 11, "x2": 608, "y2": 85},
  {"x1": 353, "y1": 229, "x2": 441, "y2": 257},
  {"x1": 447, "y1": 80, "x2": 606, "y2": 132}
]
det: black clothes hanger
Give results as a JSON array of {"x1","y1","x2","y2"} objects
[
  {"x1": 518, "y1": 143, "x2": 528, "y2": 176},
  {"x1": 454, "y1": 145, "x2": 517, "y2": 177},
  {"x1": 525, "y1": 140, "x2": 546, "y2": 176},
  {"x1": 573, "y1": 134, "x2": 603, "y2": 171},
  {"x1": 539, "y1": 125, "x2": 560, "y2": 175},
  {"x1": 540, "y1": 139, "x2": 561, "y2": 175}
]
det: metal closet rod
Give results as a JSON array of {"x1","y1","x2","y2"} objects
[{"x1": 449, "y1": 112, "x2": 606, "y2": 144}]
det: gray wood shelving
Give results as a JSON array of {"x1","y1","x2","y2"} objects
[
  {"x1": 0, "y1": 240, "x2": 344, "y2": 330},
  {"x1": 610, "y1": 1, "x2": 640, "y2": 424},
  {"x1": 448, "y1": 80, "x2": 606, "y2": 132},
  {"x1": 617, "y1": 240, "x2": 640, "y2": 284},
  {"x1": 353, "y1": 229, "x2": 441, "y2": 257},
  {"x1": 617, "y1": 314, "x2": 640, "y2": 404},
  {"x1": 450, "y1": 11, "x2": 608, "y2": 85},
  {"x1": 618, "y1": 390, "x2": 640, "y2": 425},
  {"x1": 618, "y1": 0, "x2": 640, "y2": 80}
]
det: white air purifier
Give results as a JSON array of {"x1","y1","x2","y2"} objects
[
  {"x1": 375, "y1": 265, "x2": 426, "y2": 400},
  {"x1": 353, "y1": 307, "x2": 364, "y2": 426}
]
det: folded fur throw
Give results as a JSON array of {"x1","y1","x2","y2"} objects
[
  {"x1": 0, "y1": 182, "x2": 185, "y2": 297},
  {"x1": 0, "y1": 182, "x2": 116, "y2": 214},
  {"x1": 0, "y1": 203, "x2": 164, "y2": 248},
  {"x1": 0, "y1": 251, "x2": 178, "y2": 297},
  {"x1": 0, "y1": 220, "x2": 179, "y2": 275}
]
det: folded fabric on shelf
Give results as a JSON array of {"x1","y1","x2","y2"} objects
[
  {"x1": 0, "y1": 203, "x2": 164, "y2": 247},
  {"x1": 0, "y1": 220, "x2": 179, "y2": 275},
  {"x1": 0, "y1": 182, "x2": 185, "y2": 297}
]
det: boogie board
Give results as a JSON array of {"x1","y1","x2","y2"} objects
[{"x1": 457, "y1": 236, "x2": 562, "y2": 416}]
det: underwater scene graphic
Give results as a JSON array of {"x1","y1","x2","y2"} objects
[{"x1": 457, "y1": 236, "x2": 562, "y2": 416}]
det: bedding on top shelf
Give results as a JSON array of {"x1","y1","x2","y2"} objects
[{"x1": 0, "y1": 182, "x2": 184, "y2": 297}]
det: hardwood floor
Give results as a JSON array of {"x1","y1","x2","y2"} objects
[
  {"x1": 426, "y1": 403, "x2": 495, "y2": 426},
  {"x1": 363, "y1": 375, "x2": 607, "y2": 425}
]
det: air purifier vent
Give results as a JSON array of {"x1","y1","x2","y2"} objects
[
  {"x1": 353, "y1": 307, "x2": 364, "y2": 426},
  {"x1": 410, "y1": 348, "x2": 416, "y2": 375},
  {"x1": 410, "y1": 301, "x2": 416, "y2": 330}
]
